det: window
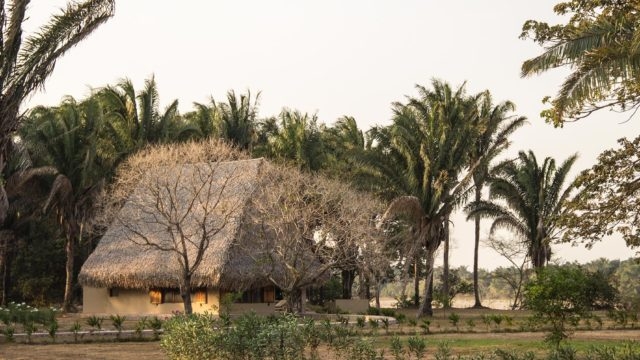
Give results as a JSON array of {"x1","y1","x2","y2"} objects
[
  {"x1": 149, "y1": 289, "x2": 162, "y2": 305},
  {"x1": 193, "y1": 288, "x2": 207, "y2": 304},
  {"x1": 163, "y1": 289, "x2": 182, "y2": 303},
  {"x1": 108, "y1": 288, "x2": 120, "y2": 297},
  {"x1": 149, "y1": 288, "x2": 207, "y2": 304}
]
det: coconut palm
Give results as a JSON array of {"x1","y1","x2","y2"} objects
[
  {"x1": 467, "y1": 91, "x2": 526, "y2": 308},
  {"x1": 373, "y1": 80, "x2": 479, "y2": 317},
  {"x1": 0, "y1": 0, "x2": 114, "y2": 226},
  {"x1": 467, "y1": 151, "x2": 577, "y2": 271},
  {"x1": 23, "y1": 97, "x2": 109, "y2": 311}
]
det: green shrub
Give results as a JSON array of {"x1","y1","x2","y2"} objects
[
  {"x1": 86, "y1": 315, "x2": 104, "y2": 333},
  {"x1": 448, "y1": 312, "x2": 460, "y2": 330},
  {"x1": 161, "y1": 313, "x2": 219, "y2": 360},
  {"x1": 407, "y1": 336, "x2": 427, "y2": 359},
  {"x1": 390, "y1": 335, "x2": 405, "y2": 360}
]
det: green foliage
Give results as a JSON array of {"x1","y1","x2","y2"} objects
[
  {"x1": 467, "y1": 151, "x2": 577, "y2": 270},
  {"x1": 562, "y1": 136, "x2": 640, "y2": 250},
  {"x1": 48, "y1": 318, "x2": 59, "y2": 343},
  {"x1": 419, "y1": 319, "x2": 431, "y2": 334},
  {"x1": 161, "y1": 313, "x2": 220, "y2": 360},
  {"x1": 407, "y1": 336, "x2": 427, "y2": 359},
  {"x1": 524, "y1": 266, "x2": 618, "y2": 348},
  {"x1": 149, "y1": 316, "x2": 164, "y2": 340},
  {"x1": 520, "y1": 0, "x2": 640, "y2": 125},
  {"x1": 390, "y1": 335, "x2": 406, "y2": 360},
  {"x1": 448, "y1": 312, "x2": 460, "y2": 330},
  {"x1": 110, "y1": 314, "x2": 126, "y2": 339},
  {"x1": 70, "y1": 321, "x2": 81, "y2": 343},
  {"x1": 86, "y1": 315, "x2": 104, "y2": 333}
]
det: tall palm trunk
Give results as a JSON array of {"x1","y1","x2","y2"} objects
[
  {"x1": 473, "y1": 186, "x2": 483, "y2": 308},
  {"x1": 418, "y1": 247, "x2": 436, "y2": 317},
  {"x1": 443, "y1": 220, "x2": 450, "y2": 308},
  {"x1": 63, "y1": 236, "x2": 75, "y2": 312}
]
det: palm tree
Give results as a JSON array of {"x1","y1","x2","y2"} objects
[
  {"x1": 266, "y1": 109, "x2": 326, "y2": 172},
  {"x1": 216, "y1": 90, "x2": 260, "y2": 151},
  {"x1": 98, "y1": 76, "x2": 186, "y2": 161},
  {"x1": 467, "y1": 91, "x2": 526, "y2": 308},
  {"x1": 467, "y1": 151, "x2": 577, "y2": 271},
  {"x1": 373, "y1": 80, "x2": 478, "y2": 317},
  {"x1": 0, "y1": 0, "x2": 114, "y2": 226},
  {"x1": 520, "y1": 1, "x2": 640, "y2": 125},
  {"x1": 23, "y1": 97, "x2": 109, "y2": 311}
]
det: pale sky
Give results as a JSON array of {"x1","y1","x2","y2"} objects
[{"x1": 24, "y1": 1, "x2": 638, "y2": 269}]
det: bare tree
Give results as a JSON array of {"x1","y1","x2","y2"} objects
[
  {"x1": 99, "y1": 139, "x2": 249, "y2": 314},
  {"x1": 240, "y1": 164, "x2": 384, "y2": 313},
  {"x1": 485, "y1": 235, "x2": 530, "y2": 309}
]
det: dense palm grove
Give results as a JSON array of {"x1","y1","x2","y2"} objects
[{"x1": 1, "y1": 0, "x2": 640, "y2": 320}]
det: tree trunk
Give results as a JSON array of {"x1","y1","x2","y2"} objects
[
  {"x1": 63, "y1": 237, "x2": 75, "y2": 312},
  {"x1": 413, "y1": 259, "x2": 420, "y2": 306},
  {"x1": 473, "y1": 187, "x2": 483, "y2": 308},
  {"x1": 181, "y1": 275, "x2": 193, "y2": 315},
  {"x1": 284, "y1": 288, "x2": 302, "y2": 313},
  {"x1": 375, "y1": 280, "x2": 381, "y2": 309},
  {"x1": 418, "y1": 248, "x2": 436, "y2": 317},
  {"x1": 358, "y1": 273, "x2": 368, "y2": 299},
  {"x1": 0, "y1": 239, "x2": 7, "y2": 306},
  {"x1": 443, "y1": 220, "x2": 450, "y2": 309},
  {"x1": 341, "y1": 269, "x2": 355, "y2": 299}
]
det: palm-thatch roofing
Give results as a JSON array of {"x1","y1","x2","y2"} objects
[{"x1": 79, "y1": 158, "x2": 293, "y2": 290}]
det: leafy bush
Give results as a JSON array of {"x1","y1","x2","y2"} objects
[
  {"x1": 161, "y1": 313, "x2": 219, "y2": 360},
  {"x1": 524, "y1": 266, "x2": 618, "y2": 348}
]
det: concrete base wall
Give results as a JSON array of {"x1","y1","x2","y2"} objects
[{"x1": 83, "y1": 287, "x2": 220, "y2": 315}]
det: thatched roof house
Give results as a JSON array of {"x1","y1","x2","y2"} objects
[{"x1": 79, "y1": 158, "x2": 307, "y2": 315}]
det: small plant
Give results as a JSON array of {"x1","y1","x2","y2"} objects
[
  {"x1": 390, "y1": 335, "x2": 406, "y2": 360},
  {"x1": 348, "y1": 337, "x2": 379, "y2": 360},
  {"x1": 481, "y1": 314, "x2": 492, "y2": 330},
  {"x1": 149, "y1": 316, "x2": 163, "y2": 340},
  {"x1": 419, "y1": 319, "x2": 430, "y2": 334},
  {"x1": 503, "y1": 315, "x2": 514, "y2": 327},
  {"x1": 110, "y1": 314, "x2": 126, "y2": 339},
  {"x1": 466, "y1": 318, "x2": 476, "y2": 331},
  {"x1": 48, "y1": 318, "x2": 59, "y2": 343},
  {"x1": 337, "y1": 314, "x2": 349, "y2": 326},
  {"x1": 357, "y1": 316, "x2": 366, "y2": 328},
  {"x1": 492, "y1": 314, "x2": 504, "y2": 329},
  {"x1": 435, "y1": 342, "x2": 453, "y2": 360},
  {"x1": 86, "y1": 315, "x2": 104, "y2": 333},
  {"x1": 448, "y1": 312, "x2": 460, "y2": 330},
  {"x1": 408, "y1": 318, "x2": 417, "y2": 327},
  {"x1": 381, "y1": 317, "x2": 390, "y2": 334},
  {"x1": 407, "y1": 336, "x2": 427, "y2": 359},
  {"x1": 368, "y1": 318, "x2": 379, "y2": 329},
  {"x1": 70, "y1": 321, "x2": 82, "y2": 343},
  {"x1": 3, "y1": 325, "x2": 15, "y2": 343},
  {"x1": 23, "y1": 321, "x2": 36, "y2": 343},
  {"x1": 135, "y1": 316, "x2": 148, "y2": 339}
]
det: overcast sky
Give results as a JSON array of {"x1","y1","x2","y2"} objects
[{"x1": 24, "y1": 1, "x2": 638, "y2": 269}]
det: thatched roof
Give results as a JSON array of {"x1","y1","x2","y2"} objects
[{"x1": 79, "y1": 158, "x2": 270, "y2": 290}]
